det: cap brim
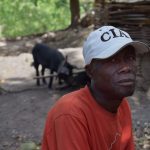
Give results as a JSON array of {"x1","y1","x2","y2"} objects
[
  {"x1": 129, "y1": 41, "x2": 149, "y2": 54},
  {"x1": 95, "y1": 41, "x2": 150, "y2": 59}
]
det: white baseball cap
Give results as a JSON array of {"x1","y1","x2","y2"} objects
[{"x1": 83, "y1": 26, "x2": 149, "y2": 65}]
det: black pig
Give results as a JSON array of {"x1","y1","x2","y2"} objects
[
  {"x1": 32, "y1": 43, "x2": 74, "y2": 88},
  {"x1": 72, "y1": 71, "x2": 91, "y2": 87}
]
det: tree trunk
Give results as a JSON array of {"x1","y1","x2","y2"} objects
[
  {"x1": 94, "y1": 0, "x2": 108, "y2": 29},
  {"x1": 69, "y1": 0, "x2": 80, "y2": 28}
]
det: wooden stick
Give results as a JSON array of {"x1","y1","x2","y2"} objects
[
  {"x1": 33, "y1": 69, "x2": 86, "y2": 79},
  {"x1": 33, "y1": 74, "x2": 57, "y2": 79}
]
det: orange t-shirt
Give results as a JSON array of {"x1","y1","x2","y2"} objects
[{"x1": 42, "y1": 86, "x2": 135, "y2": 150}]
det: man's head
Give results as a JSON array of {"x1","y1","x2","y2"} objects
[{"x1": 83, "y1": 26, "x2": 149, "y2": 99}]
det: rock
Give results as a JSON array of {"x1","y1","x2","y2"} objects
[
  {"x1": 20, "y1": 142, "x2": 37, "y2": 150},
  {"x1": 143, "y1": 143, "x2": 150, "y2": 149}
]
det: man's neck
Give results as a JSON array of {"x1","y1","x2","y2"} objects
[{"x1": 89, "y1": 84, "x2": 124, "y2": 113}]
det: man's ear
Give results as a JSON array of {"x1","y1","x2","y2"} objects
[{"x1": 85, "y1": 64, "x2": 93, "y2": 78}]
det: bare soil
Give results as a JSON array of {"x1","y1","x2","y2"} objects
[{"x1": 0, "y1": 26, "x2": 150, "y2": 150}]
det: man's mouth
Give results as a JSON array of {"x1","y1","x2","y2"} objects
[{"x1": 117, "y1": 79, "x2": 135, "y2": 86}]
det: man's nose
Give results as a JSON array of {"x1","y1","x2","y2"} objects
[{"x1": 118, "y1": 61, "x2": 131, "y2": 73}]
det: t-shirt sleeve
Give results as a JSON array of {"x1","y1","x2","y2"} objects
[{"x1": 42, "y1": 114, "x2": 91, "y2": 150}]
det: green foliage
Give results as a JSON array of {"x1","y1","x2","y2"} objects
[
  {"x1": 0, "y1": 0, "x2": 93, "y2": 38},
  {"x1": 80, "y1": 0, "x2": 93, "y2": 14},
  {"x1": 0, "y1": 0, "x2": 70, "y2": 37}
]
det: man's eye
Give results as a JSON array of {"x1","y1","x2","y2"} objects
[
  {"x1": 111, "y1": 58, "x2": 116, "y2": 63},
  {"x1": 129, "y1": 56, "x2": 136, "y2": 61}
]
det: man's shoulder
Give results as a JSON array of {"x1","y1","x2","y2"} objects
[
  {"x1": 48, "y1": 86, "x2": 89, "y2": 120},
  {"x1": 60, "y1": 86, "x2": 88, "y2": 105},
  {"x1": 120, "y1": 98, "x2": 131, "y2": 109},
  {"x1": 119, "y1": 98, "x2": 132, "y2": 117}
]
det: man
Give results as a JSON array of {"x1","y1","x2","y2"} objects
[{"x1": 42, "y1": 26, "x2": 149, "y2": 150}]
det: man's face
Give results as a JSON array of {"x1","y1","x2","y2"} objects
[{"x1": 87, "y1": 46, "x2": 137, "y2": 99}]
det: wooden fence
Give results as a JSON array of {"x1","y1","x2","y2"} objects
[{"x1": 95, "y1": 1, "x2": 150, "y2": 46}]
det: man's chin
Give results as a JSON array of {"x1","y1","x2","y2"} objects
[
  {"x1": 121, "y1": 89, "x2": 135, "y2": 98},
  {"x1": 116, "y1": 85, "x2": 135, "y2": 98}
]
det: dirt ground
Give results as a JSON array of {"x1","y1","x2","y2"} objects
[{"x1": 0, "y1": 26, "x2": 150, "y2": 150}]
